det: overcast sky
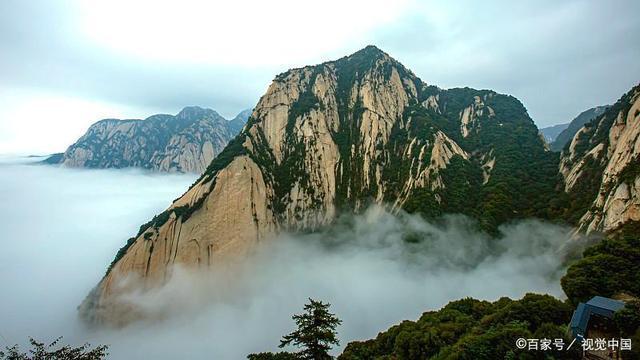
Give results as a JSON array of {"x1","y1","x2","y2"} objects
[{"x1": 1, "y1": 0, "x2": 638, "y2": 153}]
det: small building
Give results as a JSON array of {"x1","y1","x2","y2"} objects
[{"x1": 570, "y1": 296, "x2": 626, "y2": 359}]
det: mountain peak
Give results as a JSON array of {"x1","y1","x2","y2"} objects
[
  {"x1": 353, "y1": 45, "x2": 386, "y2": 56},
  {"x1": 176, "y1": 106, "x2": 221, "y2": 120},
  {"x1": 84, "y1": 46, "x2": 567, "y2": 326},
  {"x1": 274, "y1": 45, "x2": 398, "y2": 84},
  {"x1": 330, "y1": 45, "x2": 418, "y2": 84},
  {"x1": 340, "y1": 45, "x2": 391, "y2": 64}
]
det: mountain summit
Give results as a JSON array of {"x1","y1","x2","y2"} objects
[
  {"x1": 47, "y1": 106, "x2": 250, "y2": 173},
  {"x1": 79, "y1": 47, "x2": 638, "y2": 325}
]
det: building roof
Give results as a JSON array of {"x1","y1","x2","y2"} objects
[
  {"x1": 570, "y1": 303, "x2": 588, "y2": 337},
  {"x1": 586, "y1": 296, "x2": 626, "y2": 312},
  {"x1": 570, "y1": 296, "x2": 625, "y2": 338}
]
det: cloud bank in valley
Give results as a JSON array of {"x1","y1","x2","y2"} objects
[
  {"x1": 0, "y1": 158, "x2": 196, "y2": 349},
  {"x1": 0, "y1": 158, "x2": 591, "y2": 359}
]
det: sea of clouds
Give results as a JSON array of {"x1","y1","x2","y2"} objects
[{"x1": 0, "y1": 157, "x2": 590, "y2": 359}]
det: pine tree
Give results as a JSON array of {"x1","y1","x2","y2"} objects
[{"x1": 279, "y1": 298, "x2": 342, "y2": 360}]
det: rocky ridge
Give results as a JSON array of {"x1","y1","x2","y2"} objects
[
  {"x1": 559, "y1": 84, "x2": 640, "y2": 233},
  {"x1": 50, "y1": 106, "x2": 250, "y2": 173}
]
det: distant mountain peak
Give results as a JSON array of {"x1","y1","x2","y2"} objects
[
  {"x1": 228, "y1": 108, "x2": 252, "y2": 133},
  {"x1": 48, "y1": 105, "x2": 244, "y2": 173},
  {"x1": 232, "y1": 108, "x2": 252, "y2": 121},
  {"x1": 350, "y1": 45, "x2": 388, "y2": 58},
  {"x1": 550, "y1": 105, "x2": 611, "y2": 151},
  {"x1": 176, "y1": 106, "x2": 221, "y2": 120}
]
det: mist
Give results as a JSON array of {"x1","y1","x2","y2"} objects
[
  {"x1": 0, "y1": 157, "x2": 588, "y2": 359},
  {"x1": 0, "y1": 158, "x2": 196, "y2": 348}
]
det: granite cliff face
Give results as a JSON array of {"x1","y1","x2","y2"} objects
[
  {"x1": 80, "y1": 46, "x2": 561, "y2": 325},
  {"x1": 51, "y1": 106, "x2": 249, "y2": 173},
  {"x1": 560, "y1": 84, "x2": 640, "y2": 233}
]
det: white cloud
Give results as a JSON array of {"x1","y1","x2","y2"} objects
[
  {"x1": 0, "y1": 159, "x2": 197, "y2": 349},
  {"x1": 0, "y1": 161, "x2": 590, "y2": 359}
]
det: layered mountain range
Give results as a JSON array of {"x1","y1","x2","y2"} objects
[
  {"x1": 540, "y1": 122, "x2": 569, "y2": 143},
  {"x1": 547, "y1": 105, "x2": 609, "y2": 151},
  {"x1": 46, "y1": 106, "x2": 250, "y2": 173},
  {"x1": 79, "y1": 46, "x2": 640, "y2": 325}
]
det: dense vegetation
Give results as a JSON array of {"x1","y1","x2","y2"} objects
[
  {"x1": 339, "y1": 294, "x2": 580, "y2": 360},
  {"x1": 560, "y1": 222, "x2": 640, "y2": 359},
  {"x1": 614, "y1": 301, "x2": 640, "y2": 359},
  {"x1": 561, "y1": 221, "x2": 640, "y2": 305},
  {"x1": 395, "y1": 87, "x2": 562, "y2": 232},
  {"x1": 448, "y1": 90, "x2": 560, "y2": 230},
  {"x1": 339, "y1": 221, "x2": 640, "y2": 359}
]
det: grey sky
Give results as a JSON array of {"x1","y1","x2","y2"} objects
[{"x1": 0, "y1": 0, "x2": 638, "y2": 153}]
